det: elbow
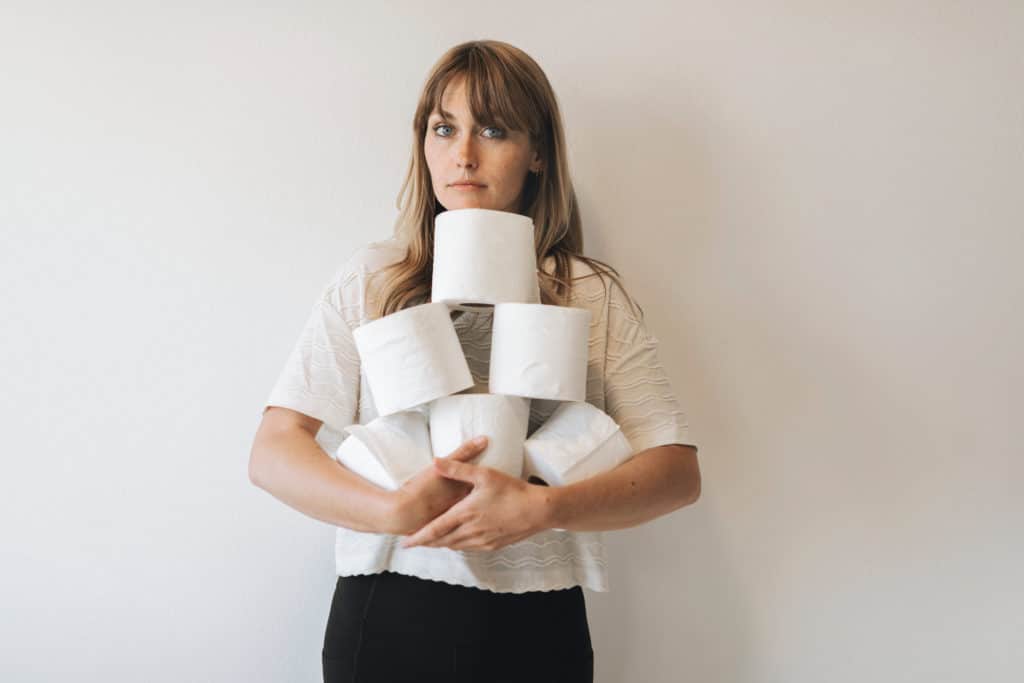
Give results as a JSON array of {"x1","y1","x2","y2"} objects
[
  {"x1": 677, "y1": 480, "x2": 700, "y2": 510},
  {"x1": 248, "y1": 421, "x2": 283, "y2": 489},
  {"x1": 686, "y1": 474, "x2": 701, "y2": 505},
  {"x1": 248, "y1": 454, "x2": 262, "y2": 489},
  {"x1": 248, "y1": 441, "x2": 266, "y2": 489},
  {"x1": 675, "y1": 471, "x2": 700, "y2": 508},
  {"x1": 674, "y1": 445, "x2": 701, "y2": 507}
]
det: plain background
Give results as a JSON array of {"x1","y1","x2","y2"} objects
[{"x1": 2, "y1": 2, "x2": 1021, "y2": 681}]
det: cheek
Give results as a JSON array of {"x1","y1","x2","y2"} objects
[
  {"x1": 505, "y1": 149, "x2": 533, "y2": 175},
  {"x1": 498, "y1": 155, "x2": 532, "y2": 185},
  {"x1": 423, "y1": 143, "x2": 445, "y2": 183}
]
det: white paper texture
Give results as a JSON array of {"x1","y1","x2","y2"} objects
[
  {"x1": 489, "y1": 303, "x2": 591, "y2": 401},
  {"x1": 352, "y1": 301, "x2": 473, "y2": 416},
  {"x1": 335, "y1": 410, "x2": 434, "y2": 490},
  {"x1": 523, "y1": 401, "x2": 635, "y2": 486},
  {"x1": 428, "y1": 393, "x2": 531, "y2": 479},
  {"x1": 432, "y1": 208, "x2": 540, "y2": 310}
]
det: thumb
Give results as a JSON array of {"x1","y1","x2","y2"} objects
[
  {"x1": 448, "y1": 435, "x2": 489, "y2": 463},
  {"x1": 433, "y1": 456, "x2": 483, "y2": 485}
]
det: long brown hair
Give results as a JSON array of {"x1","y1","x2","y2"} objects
[{"x1": 374, "y1": 39, "x2": 642, "y2": 321}]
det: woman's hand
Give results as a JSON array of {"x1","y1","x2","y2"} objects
[
  {"x1": 388, "y1": 436, "x2": 488, "y2": 536},
  {"x1": 399, "y1": 449, "x2": 553, "y2": 552}
]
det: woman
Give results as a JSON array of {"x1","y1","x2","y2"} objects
[{"x1": 249, "y1": 39, "x2": 701, "y2": 683}]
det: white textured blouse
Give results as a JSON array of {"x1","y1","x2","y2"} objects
[{"x1": 264, "y1": 239, "x2": 696, "y2": 593}]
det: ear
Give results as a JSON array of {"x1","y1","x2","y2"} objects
[{"x1": 529, "y1": 150, "x2": 544, "y2": 174}]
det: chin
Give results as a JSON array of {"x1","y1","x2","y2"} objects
[{"x1": 443, "y1": 196, "x2": 499, "y2": 211}]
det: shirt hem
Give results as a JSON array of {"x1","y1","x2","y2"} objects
[{"x1": 334, "y1": 547, "x2": 610, "y2": 594}]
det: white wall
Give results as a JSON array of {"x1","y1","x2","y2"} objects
[{"x1": 2, "y1": 2, "x2": 1021, "y2": 681}]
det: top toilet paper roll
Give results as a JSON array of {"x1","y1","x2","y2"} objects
[
  {"x1": 489, "y1": 302, "x2": 592, "y2": 401},
  {"x1": 431, "y1": 208, "x2": 540, "y2": 310},
  {"x1": 352, "y1": 301, "x2": 474, "y2": 416}
]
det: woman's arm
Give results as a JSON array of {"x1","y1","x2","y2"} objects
[
  {"x1": 543, "y1": 443, "x2": 701, "y2": 532},
  {"x1": 398, "y1": 443, "x2": 700, "y2": 550},
  {"x1": 249, "y1": 408, "x2": 397, "y2": 533}
]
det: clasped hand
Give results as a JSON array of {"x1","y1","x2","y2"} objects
[{"x1": 393, "y1": 436, "x2": 551, "y2": 552}]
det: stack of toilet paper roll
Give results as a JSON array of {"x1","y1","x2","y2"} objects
[{"x1": 334, "y1": 208, "x2": 636, "y2": 508}]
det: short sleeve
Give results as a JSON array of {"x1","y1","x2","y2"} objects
[
  {"x1": 603, "y1": 279, "x2": 697, "y2": 453},
  {"x1": 264, "y1": 284, "x2": 360, "y2": 436}
]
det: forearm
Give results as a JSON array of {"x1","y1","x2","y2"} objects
[
  {"x1": 249, "y1": 425, "x2": 398, "y2": 534},
  {"x1": 543, "y1": 444, "x2": 699, "y2": 532}
]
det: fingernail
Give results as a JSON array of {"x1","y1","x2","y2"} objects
[{"x1": 473, "y1": 436, "x2": 488, "y2": 445}]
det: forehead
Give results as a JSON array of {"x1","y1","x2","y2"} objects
[
  {"x1": 426, "y1": 72, "x2": 528, "y2": 134},
  {"x1": 430, "y1": 106, "x2": 465, "y2": 120},
  {"x1": 432, "y1": 78, "x2": 470, "y2": 118}
]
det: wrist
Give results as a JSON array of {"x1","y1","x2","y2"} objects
[
  {"x1": 379, "y1": 488, "x2": 408, "y2": 535},
  {"x1": 533, "y1": 481, "x2": 566, "y2": 531}
]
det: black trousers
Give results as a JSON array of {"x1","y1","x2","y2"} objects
[{"x1": 322, "y1": 570, "x2": 594, "y2": 682}]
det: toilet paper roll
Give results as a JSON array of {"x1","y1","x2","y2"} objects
[
  {"x1": 488, "y1": 303, "x2": 592, "y2": 401},
  {"x1": 429, "y1": 393, "x2": 530, "y2": 479},
  {"x1": 335, "y1": 410, "x2": 434, "y2": 490},
  {"x1": 522, "y1": 401, "x2": 635, "y2": 487},
  {"x1": 432, "y1": 208, "x2": 540, "y2": 310},
  {"x1": 352, "y1": 302, "x2": 474, "y2": 416}
]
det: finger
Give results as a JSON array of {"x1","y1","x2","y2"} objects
[
  {"x1": 445, "y1": 530, "x2": 508, "y2": 552},
  {"x1": 445, "y1": 435, "x2": 489, "y2": 463},
  {"x1": 421, "y1": 506, "x2": 485, "y2": 549},
  {"x1": 400, "y1": 505, "x2": 468, "y2": 548},
  {"x1": 458, "y1": 530, "x2": 528, "y2": 553},
  {"x1": 423, "y1": 523, "x2": 474, "y2": 549},
  {"x1": 434, "y1": 528, "x2": 484, "y2": 551},
  {"x1": 433, "y1": 456, "x2": 487, "y2": 486},
  {"x1": 402, "y1": 518, "x2": 461, "y2": 549}
]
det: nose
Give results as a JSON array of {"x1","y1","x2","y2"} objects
[{"x1": 454, "y1": 133, "x2": 477, "y2": 170}]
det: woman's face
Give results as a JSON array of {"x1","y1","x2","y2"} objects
[{"x1": 424, "y1": 75, "x2": 543, "y2": 214}]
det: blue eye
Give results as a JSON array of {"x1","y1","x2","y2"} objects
[{"x1": 432, "y1": 123, "x2": 505, "y2": 139}]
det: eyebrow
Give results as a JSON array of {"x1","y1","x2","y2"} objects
[
  {"x1": 432, "y1": 109, "x2": 464, "y2": 120},
  {"x1": 431, "y1": 109, "x2": 510, "y2": 129}
]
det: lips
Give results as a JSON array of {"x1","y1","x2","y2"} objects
[{"x1": 451, "y1": 183, "x2": 485, "y2": 187}]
